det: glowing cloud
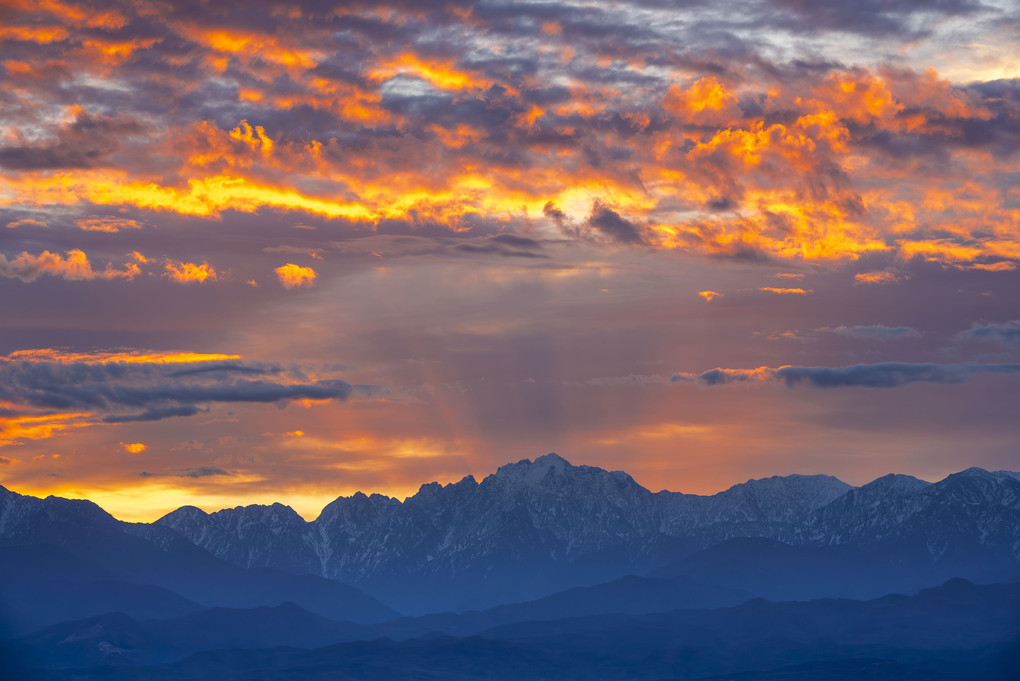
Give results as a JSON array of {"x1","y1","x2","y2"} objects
[
  {"x1": 5, "y1": 218, "x2": 47, "y2": 229},
  {"x1": 276, "y1": 263, "x2": 316, "y2": 289},
  {"x1": 0, "y1": 411, "x2": 92, "y2": 446},
  {"x1": 855, "y1": 271, "x2": 908, "y2": 285},
  {"x1": 0, "y1": 250, "x2": 139, "y2": 282},
  {"x1": 75, "y1": 218, "x2": 142, "y2": 232},
  {"x1": 698, "y1": 290, "x2": 723, "y2": 302},
  {"x1": 4, "y1": 349, "x2": 241, "y2": 364},
  {"x1": 164, "y1": 260, "x2": 217, "y2": 283}
]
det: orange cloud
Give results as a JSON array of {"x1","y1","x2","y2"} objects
[
  {"x1": 967, "y1": 261, "x2": 1018, "y2": 272},
  {"x1": 662, "y1": 76, "x2": 740, "y2": 125},
  {"x1": 430, "y1": 124, "x2": 485, "y2": 149},
  {"x1": 196, "y1": 28, "x2": 319, "y2": 70},
  {"x1": 276, "y1": 263, "x2": 316, "y2": 288},
  {"x1": 807, "y1": 72, "x2": 901, "y2": 124},
  {"x1": 369, "y1": 52, "x2": 491, "y2": 91},
  {"x1": 3, "y1": 349, "x2": 241, "y2": 364},
  {"x1": 855, "y1": 270, "x2": 908, "y2": 285},
  {"x1": 229, "y1": 120, "x2": 274, "y2": 156},
  {"x1": 33, "y1": 0, "x2": 125, "y2": 29},
  {"x1": 0, "y1": 24, "x2": 70, "y2": 43},
  {"x1": 0, "y1": 410, "x2": 93, "y2": 446},
  {"x1": 78, "y1": 37, "x2": 157, "y2": 66},
  {"x1": 698, "y1": 290, "x2": 722, "y2": 301},
  {"x1": 5, "y1": 218, "x2": 47, "y2": 229},
  {"x1": 75, "y1": 217, "x2": 142, "y2": 232},
  {"x1": 0, "y1": 249, "x2": 139, "y2": 282},
  {"x1": 122, "y1": 442, "x2": 146, "y2": 453},
  {"x1": 1, "y1": 170, "x2": 378, "y2": 221},
  {"x1": 759, "y1": 287, "x2": 812, "y2": 295},
  {"x1": 164, "y1": 260, "x2": 217, "y2": 283}
]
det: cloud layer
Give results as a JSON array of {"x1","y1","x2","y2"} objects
[{"x1": 0, "y1": 0, "x2": 1017, "y2": 272}]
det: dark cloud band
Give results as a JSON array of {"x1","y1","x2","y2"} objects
[
  {"x1": 0, "y1": 358, "x2": 353, "y2": 423},
  {"x1": 672, "y1": 361, "x2": 1020, "y2": 388}
]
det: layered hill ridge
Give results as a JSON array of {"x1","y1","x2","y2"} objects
[{"x1": 9, "y1": 579, "x2": 1020, "y2": 681}]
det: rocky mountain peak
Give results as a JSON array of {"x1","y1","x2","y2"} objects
[
  {"x1": 487, "y1": 453, "x2": 569, "y2": 484},
  {"x1": 861, "y1": 473, "x2": 931, "y2": 496}
]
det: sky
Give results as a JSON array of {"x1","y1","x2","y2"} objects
[{"x1": 1, "y1": 0, "x2": 1019, "y2": 521}]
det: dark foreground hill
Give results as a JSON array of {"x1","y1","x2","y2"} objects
[{"x1": 4, "y1": 579, "x2": 1018, "y2": 681}]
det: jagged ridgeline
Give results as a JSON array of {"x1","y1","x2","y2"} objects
[{"x1": 5, "y1": 453, "x2": 1015, "y2": 616}]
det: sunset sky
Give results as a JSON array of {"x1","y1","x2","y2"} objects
[{"x1": 1, "y1": 0, "x2": 1019, "y2": 521}]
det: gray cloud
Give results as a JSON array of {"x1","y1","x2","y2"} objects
[
  {"x1": 821, "y1": 325, "x2": 923, "y2": 340},
  {"x1": 672, "y1": 361, "x2": 1020, "y2": 388},
  {"x1": 179, "y1": 467, "x2": 231, "y2": 478},
  {"x1": 453, "y1": 234, "x2": 547, "y2": 259},
  {"x1": 139, "y1": 466, "x2": 233, "y2": 478},
  {"x1": 583, "y1": 374, "x2": 667, "y2": 386},
  {"x1": 167, "y1": 362, "x2": 284, "y2": 377},
  {"x1": 587, "y1": 200, "x2": 645, "y2": 245},
  {"x1": 102, "y1": 405, "x2": 207, "y2": 423},
  {"x1": 0, "y1": 111, "x2": 145, "y2": 171},
  {"x1": 0, "y1": 358, "x2": 353, "y2": 423},
  {"x1": 766, "y1": 0, "x2": 984, "y2": 37},
  {"x1": 957, "y1": 321, "x2": 1020, "y2": 348}
]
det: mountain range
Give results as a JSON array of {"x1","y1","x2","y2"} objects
[
  {"x1": 150, "y1": 454, "x2": 1020, "y2": 612},
  {"x1": 2, "y1": 454, "x2": 1019, "y2": 679}
]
